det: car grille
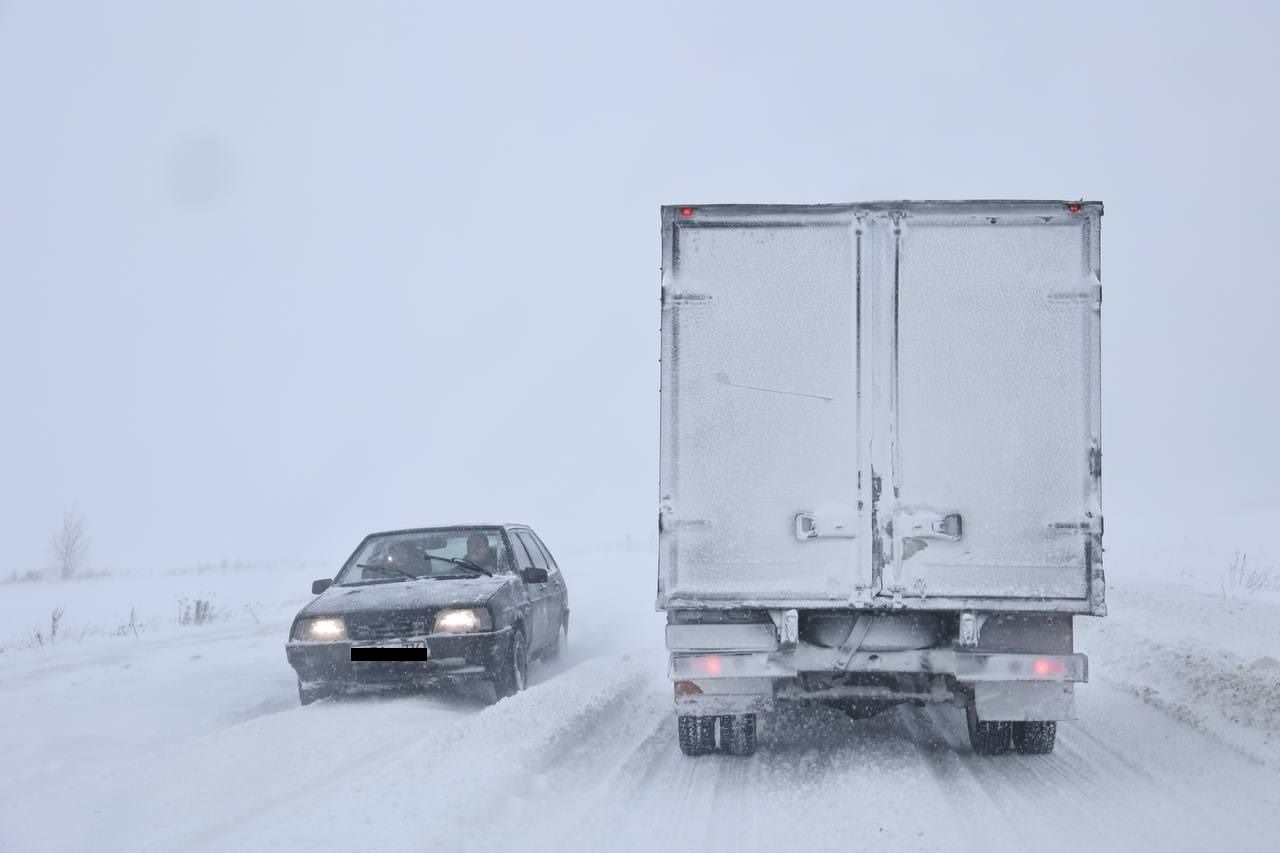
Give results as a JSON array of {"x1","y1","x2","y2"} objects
[{"x1": 346, "y1": 611, "x2": 436, "y2": 643}]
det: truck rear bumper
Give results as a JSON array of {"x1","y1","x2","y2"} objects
[
  {"x1": 669, "y1": 647, "x2": 1086, "y2": 720},
  {"x1": 670, "y1": 647, "x2": 1088, "y2": 683}
]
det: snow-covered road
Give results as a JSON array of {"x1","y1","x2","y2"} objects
[{"x1": 3, "y1": 545, "x2": 1279, "y2": 852}]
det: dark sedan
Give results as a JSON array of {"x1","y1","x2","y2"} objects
[{"x1": 286, "y1": 524, "x2": 569, "y2": 704}]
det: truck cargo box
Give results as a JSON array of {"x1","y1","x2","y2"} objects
[{"x1": 657, "y1": 201, "x2": 1104, "y2": 615}]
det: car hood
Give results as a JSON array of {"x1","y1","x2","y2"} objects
[{"x1": 302, "y1": 575, "x2": 513, "y2": 617}]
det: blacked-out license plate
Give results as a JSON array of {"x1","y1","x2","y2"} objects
[{"x1": 351, "y1": 643, "x2": 429, "y2": 661}]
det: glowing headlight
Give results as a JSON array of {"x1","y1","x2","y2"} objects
[
  {"x1": 434, "y1": 608, "x2": 492, "y2": 634},
  {"x1": 296, "y1": 617, "x2": 347, "y2": 641}
]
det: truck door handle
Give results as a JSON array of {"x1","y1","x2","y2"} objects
[
  {"x1": 794, "y1": 504, "x2": 860, "y2": 541},
  {"x1": 895, "y1": 510, "x2": 964, "y2": 541}
]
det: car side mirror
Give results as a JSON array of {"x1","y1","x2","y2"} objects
[
  {"x1": 312, "y1": 579, "x2": 333, "y2": 595},
  {"x1": 521, "y1": 567, "x2": 549, "y2": 585}
]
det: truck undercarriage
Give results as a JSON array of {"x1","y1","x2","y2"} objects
[{"x1": 667, "y1": 608, "x2": 1084, "y2": 755}]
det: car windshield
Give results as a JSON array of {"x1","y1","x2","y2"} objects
[{"x1": 334, "y1": 528, "x2": 510, "y2": 585}]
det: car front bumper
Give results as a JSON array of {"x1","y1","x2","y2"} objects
[{"x1": 287, "y1": 626, "x2": 513, "y2": 689}]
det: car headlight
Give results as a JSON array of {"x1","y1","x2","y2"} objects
[
  {"x1": 294, "y1": 617, "x2": 347, "y2": 641},
  {"x1": 434, "y1": 608, "x2": 492, "y2": 634}
]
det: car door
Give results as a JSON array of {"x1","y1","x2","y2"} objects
[
  {"x1": 511, "y1": 530, "x2": 553, "y2": 652},
  {"x1": 527, "y1": 530, "x2": 566, "y2": 639}
]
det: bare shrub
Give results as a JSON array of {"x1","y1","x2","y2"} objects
[
  {"x1": 49, "y1": 509, "x2": 89, "y2": 581},
  {"x1": 177, "y1": 597, "x2": 219, "y2": 626},
  {"x1": 114, "y1": 606, "x2": 141, "y2": 637},
  {"x1": 28, "y1": 608, "x2": 66, "y2": 648},
  {"x1": 1224, "y1": 552, "x2": 1277, "y2": 595},
  {"x1": 1, "y1": 569, "x2": 46, "y2": 586}
]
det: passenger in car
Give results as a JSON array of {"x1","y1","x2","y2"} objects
[
  {"x1": 465, "y1": 533, "x2": 498, "y2": 572},
  {"x1": 382, "y1": 541, "x2": 423, "y2": 571}
]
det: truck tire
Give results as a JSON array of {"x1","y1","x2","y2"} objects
[
  {"x1": 720, "y1": 714, "x2": 758, "y2": 756},
  {"x1": 677, "y1": 715, "x2": 716, "y2": 756},
  {"x1": 493, "y1": 629, "x2": 528, "y2": 701},
  {"x1": 966, "y1": 705, "x2": 1012, "y2": 755},
  {"x1": 1012, "y1": 721, "x2": 1057, "y2": 754}
]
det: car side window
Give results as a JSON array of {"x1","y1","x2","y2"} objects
[
  {"x1": 508, "y1": 533, "x2": 535, "y2": 570},
  {"x1": 528, "y1": 532, "x2": 559, "y2": 573},
  {"x1": 515, "y1": 531, "x2": 548, "y2": 570}
]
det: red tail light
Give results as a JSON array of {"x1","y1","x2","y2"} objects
[
  {"x1": 690, "y1": 655, "x2": 722, "y2": 676},
  {"x1": 1033, "y1": 658, "x2": 1065, "y2": 677},
  {"x1": 679, "y1": 207, "x2": 695, "y2": 217},
  {"x1": 1065, "y1": 203, "x2": 1082, "y2": 213}
]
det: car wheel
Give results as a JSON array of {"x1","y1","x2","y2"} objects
[
  {"x1": 1012, "y1": 720, "x2": 1057, "y2": 754},
  {"x1": 677, "y1": 715, "x2": 717, "y2": 756},
  {"x1": 720, "y1": 714, "x2": 758, "y2": 756},
  {"x1": 493, "y1": 629, "x2": 528, "y2": 700},
  {"x1": 298, "y1": 679, "x2": 332, "y2": 706},
  {"x1": 966, "y1": 704, "x2": 1012, "y2": 755},
  {"x1": 545, "y1": 616, "x2": 567, "y2": 661}
]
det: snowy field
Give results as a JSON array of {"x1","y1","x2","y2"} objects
[{"x1": 3, "y1": 527, "x2": 1279, "y2": 853}]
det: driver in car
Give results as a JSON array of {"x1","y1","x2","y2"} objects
[{"x1": 465, "y1": 533, "x2": 498, "y2": 572}]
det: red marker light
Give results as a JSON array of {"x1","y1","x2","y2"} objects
[
  {"x1": 679, "y1": 207, "x2": 695, "y2": 217},
  {"x1": 1066, "y1": 203, "x2": 1082, "y2": 213},
  {"x1": 1033, "y1": 658, "x2": 1065, "y2": 677}
]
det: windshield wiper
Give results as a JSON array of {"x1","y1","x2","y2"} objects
[
  {"x1": 423, "y1": 555, "x2": 493, "y2": 577},
  {"x1": 355, "y1": 563, "x2": 420, "y2": 582}
]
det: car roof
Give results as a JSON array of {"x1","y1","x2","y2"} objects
[{"x1": 365, "y1": 523, "x2": 531, "y2": 538}]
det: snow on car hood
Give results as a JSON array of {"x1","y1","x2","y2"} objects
[{"x1": 303, "y1": 575, "x2": 513, "y2": 616}]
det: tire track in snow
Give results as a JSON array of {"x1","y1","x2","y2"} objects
[{"x1": 173, "y1": 653, "x2": 655, "y2": 852}]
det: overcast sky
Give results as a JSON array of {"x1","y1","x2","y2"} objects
[{"x1": 1, "y1": 1, "x2": 1277, "y2": 573}]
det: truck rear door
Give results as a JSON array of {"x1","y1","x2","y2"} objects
[
  {"x1": 876, "y1": 207, "x2": 1102, "y2": 604},
  {"x1": 658, "y1": 208, "x2": 871, "y2": 606}
]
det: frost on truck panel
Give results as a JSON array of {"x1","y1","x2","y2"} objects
[
  {"x1": 659, "y1": 203, "x2": 1102, "y2": 609},
  {"x1": 665, "y1": 222, "x2": 864, "y2": 601}
]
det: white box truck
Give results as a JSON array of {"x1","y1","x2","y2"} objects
[{"x1": 658, "y1": 201, "x2": 1104, "y2": 756}]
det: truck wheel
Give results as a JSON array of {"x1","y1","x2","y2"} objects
[
  {"x1": 493, "y1": 629, "x2": 528, "y2": 700},
  {"x1": 966, "y1": 705, "x2": 1012, "y2": 755},
  {"x1": 1012, "y1": 721, "x2": 1057, "y2": 754},
  {"x1": 677, "y1": 715, "x2": 716, "y2": 756},
  {"x1": 720, "y1": 714, "x2": 758, "y2": 756}
]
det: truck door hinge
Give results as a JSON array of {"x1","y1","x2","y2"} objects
[{"x1": 665, "y1": 291, "x2": 712, "y2": 306}]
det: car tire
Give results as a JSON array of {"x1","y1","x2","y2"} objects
[
  {"x1": 678, "y1": 715, "x2": 717, "y2": 756},
  {"x1": 1012, "y1": 721, "x2": 1057, "y2": 754},
  {"x1": 966, "y1": 704, "x2": 1012, "y2": 756},
  {"x1": 545, "y1": 616, "x2": 567, "y2": 661},
  {"x1": 720, "y1": 714, "x2": 758, "y2": 756},
  {"x1": 493, "y1": 629, "x2": 528, "y2": 701},
  {"x1": 298, "y1": 679, "x2": 332, "y2": 706}
]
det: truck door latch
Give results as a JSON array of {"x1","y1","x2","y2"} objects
[
  {"x1": 794, "y1": 503, "x2": 860, "y2": 540},
  {"x1": 895, "y1": 510, "x2": 963, "y2": 541}
]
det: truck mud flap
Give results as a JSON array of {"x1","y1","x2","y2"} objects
[{"x1": 973, "y1": 682, "x2": 1075, "y2": 722}]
